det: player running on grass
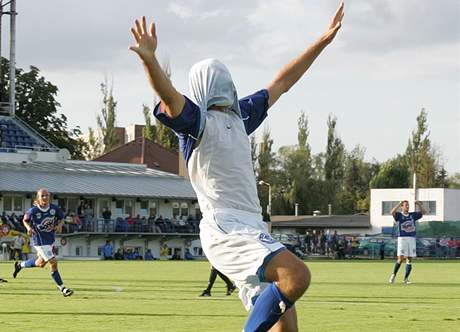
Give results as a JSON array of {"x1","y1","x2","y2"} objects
[
  {"x1": 389, "y1": 200, "x2": 427, "y2": 285},
  {"x1": 129, "y1": 2, "x2": 344, "y2": 331},
  {"x1": 13, "y1": 188, "x2": 73, "y2": 297}
]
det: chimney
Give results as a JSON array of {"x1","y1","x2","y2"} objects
[{"x1": 178, "y1": 151, "x2": 189, "y2": 179}]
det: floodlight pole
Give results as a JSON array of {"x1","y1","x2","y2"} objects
[{"x1": 9, "y1": 0, "x2": 16, "y2": 116}]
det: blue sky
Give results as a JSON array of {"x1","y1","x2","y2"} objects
[{"x1": 6, "y1": 0, "x2": 460, "y2": 173}]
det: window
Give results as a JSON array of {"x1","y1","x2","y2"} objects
[
  {"x1": 139, "y1": 200, "x2": 149, "y2": 216},
  {"x1": 3, "y1": 196, "x2": 12, "y2": 211},
  {"x1": 115, "y1": 199, "x2": 124, "y2": 215},
  {"x1": 125, "y1": 200, "x2": 134, "y2": 216},
  {"x1": 99, "y1": 199, "x2": 111, "y2": 216},
  {"x1": 67, "y1": 198, "x2": 79, "y2": 214},
  {"x1": 172, "y1": 202, "x2": 180, "y2": 218},
  {"x1": 75, "y1": 246, "x2": 82, "y2": 256},
  {"x1": 149, "y1": 201, "x2": 157, "y2": 218},
  {"x1": 194, "y1": 203, "x2": 201, "y2": 219},
  {"x1": 58, "y1": 198, "x2": 67, "y2": 212},
  {"x1": 13, "y1": 197, "x2": 23, "y2": 212},
  {"x1": 381, "y1": 201, "x2": 400, "y2": 215},
  {"x1": 180, "y1": 202, "x2": 189, "y2": 217},
  {"x1": 419, "y1": 201, "x2": 436, "y2": 215},
  {"x1": 3, "y1": 196, "x2": 23, "y2": 212}
]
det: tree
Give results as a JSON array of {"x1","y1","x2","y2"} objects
[
  {"x1": 142, "y1": 104, "x2": 155, "y2": 140},
  {"x1": 154, "y1": 60, "x2": 179, "y2": 151},
  {"x1": 256, "y1": 127, "x2": 276, "y2": 220},
  {"x1": 324, "y1": 114, "x2": 345, "y2": 210},
  {"x1": 0, "y1": 57, "x2": 86, "y2": 159},
  {"x1": 96, "y1": 80, "x2": 119, "y2": 154},
  {"x1": 370, "y1": 156, "x2": 410, "y2": 188},
  {"x1": 405, "y1": 108, "x2": 439, "y2": 187},
  {"x1": 82, "y1": 127, "x2": 103, "y2": 160},
  {"x1": 447, "y1": 172, "x2": 460, "y2": 189}
]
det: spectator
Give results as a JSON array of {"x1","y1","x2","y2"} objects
[
  {"x1": 12, "y1": 235, "x2": 25, "y2": 260},
  {"x1": 126, "y1": 215, "x2": 135, "y2": 231},
  {"x1": 184, "y1": 248, "x2": 194, "y2": 260},
  {"x1": 144, "y1": 249, "x2": 156, "y2": 260},
  {"x1": 379, "y1": 240, "x2": 386, "y2": 260},
  {"x1": 114, "y1": 249, "x2": 123, "y2": 260},
  {"x1": 102, "y1": 208, "x2": 112, "y2": 232},
  {"x1": 102, "y1": 240, "x2": 113, "y2": 260}
]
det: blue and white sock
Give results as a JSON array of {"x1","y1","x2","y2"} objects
[
  {"x1": 51, "y1": 270, "x2": 64, "y2": 289},
  {"x1": 244, "y1": 283, "x2": 293, "y2": 332},
  {"x1": 404, "y1": 263, "x2": 412, "y2": 280},
  {"x1": 20, "y1": 258, "x2": 36, "y2": 268}
]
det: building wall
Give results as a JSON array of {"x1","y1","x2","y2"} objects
[
  {"x1": 370, "y1": 188, "x2": 460, "y2": 233},
  {"x1": 444, "y1": 189, "x2": 460, "y2": 220}
]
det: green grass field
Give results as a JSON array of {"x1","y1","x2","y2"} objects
[{"x1": 0, "y1": 260, "x2": 459, "y2": 332}]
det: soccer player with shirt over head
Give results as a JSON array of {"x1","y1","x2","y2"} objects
[
  {"x1": 129, "y1": 2, "x2": 344, "y2": 331},
  {"x1": 13, "y1": 188, "x2": 73, "y2": 297},
  {"x1": 389, "y1": 200, "x2": 426, "y2": 285}
]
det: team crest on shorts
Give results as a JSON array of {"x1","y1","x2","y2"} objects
[{"x1": 259, "y1": 233, "x2": 276, "y2": 244}]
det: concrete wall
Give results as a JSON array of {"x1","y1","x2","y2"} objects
[{"x1": 444, "y1": 189, "x2": 460, "y2": 220}]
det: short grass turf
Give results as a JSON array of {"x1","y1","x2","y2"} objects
[{"x1": 0, "y1": 260, "x2": 459, "y2": 332}]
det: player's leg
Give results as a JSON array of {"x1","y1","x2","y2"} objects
[
  {"x1": 13, "y1": 251, "x2": 44, "y2": 278},
  {"x1": 48, "y1": 258, "x2": 73, "y2": 297},
  {"x1": 269, "y1": 306, "x2": 298, "y2": 332},
  {"x1": 404, "y1": 256, "x2": 413, "y2": 284},
  {"x1": 200, "y1": 266, "x2": 218, "y2": 296},
  {"x1": 389, "y1": 255, "x2": 403, "y2": 283},
  {"x1": 244, "y1": 250, "x2": 310, "y2": 332},
  {"x1": 215, "y1": 269, "x2": 236, "y2": 295}
]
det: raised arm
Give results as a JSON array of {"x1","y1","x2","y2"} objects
[
  {"x1": 129, "y1": 16, "x2": 185, "y2": 118},
  {"x1": 390, "y1": 201, "x2": 402, "y2": 220},
  {"x1": 415, "y1": 201, "x2": 427, "y2": 215},
  {"x1": 267, "y1": 1, "x2": 344, "y2": 108}
]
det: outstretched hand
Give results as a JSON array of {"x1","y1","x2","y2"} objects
[
  {"x1": 129, "y1": 16, "x2": 157, "y2": 62},
  {"x1": 322, "y1": 1, "x2": 344, "y2": 44}
]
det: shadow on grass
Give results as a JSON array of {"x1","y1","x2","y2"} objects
[{"x1": 0, "y1": 311, "x2": 246, "y2": 318}]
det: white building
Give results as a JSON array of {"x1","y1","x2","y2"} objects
[{"x1": 370, "y1": 188, "x2": 460, "y2": 233}]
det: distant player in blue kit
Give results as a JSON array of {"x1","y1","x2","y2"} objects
[
  {"x1": 389, "y1": 200, "x2": 426, "y2": 285},
  {"x1": 130, "y1": 2, "x2": 344, "y2": 331},
  {"x1": 13, "y1": 188, "x2": 73, "y2": 297}
]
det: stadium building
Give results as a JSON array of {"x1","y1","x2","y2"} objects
[{"x1": 0, "y1": 114, "x2": 201, "y2": 260}]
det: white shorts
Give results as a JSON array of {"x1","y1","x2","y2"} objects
[
  {"x1": 397, "y1": 237, "x2": 416, "y2": 257},
  {"x1": 200, "y1": 208, "x2": 285, "y2": 311},
  {"x1": 34, "y1": 245, "x2": 55, "y2": 262}
]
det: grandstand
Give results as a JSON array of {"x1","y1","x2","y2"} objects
[{"x1": 0, "y1": 115, "x2": 58, "y2": 152}]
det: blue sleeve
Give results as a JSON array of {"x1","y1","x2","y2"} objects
[
  {"x1": 393, "y1": 212, "x2": 401, "y2": 222},
  {"x1": 412, "y1": 212, "x2": 423, "y2": 220},
  {"x1": 239, "y1": 89, "x2": 269, "y2": 135},
  {"x1": 153, "y1": 96, "x2": 202, "y2": 165},
  {"x1": 153, "y1": 96, "x2": 201, "y2": 138}
]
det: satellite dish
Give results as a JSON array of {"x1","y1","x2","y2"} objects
[
  {"x1": 27, "y1": 151, "x2": 38, "y2": 162},
  {"x1": 58, "y1": 149, "x2": 71, "y2": 161}
]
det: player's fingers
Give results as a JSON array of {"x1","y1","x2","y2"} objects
[
  {"x1": 142, "y1": 16, "x2": 147, "y2": 35},
  {"x1": 130, "y1": 28, "x2": 140, "y2": 43},
  {"x1": 150, "y1": 22, "x2": 156, "y2": 37},
  {"x1": 135, "y1": 19, "x2": 142, "y2": 35}
]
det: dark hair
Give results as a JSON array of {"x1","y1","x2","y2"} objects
[{"x1": 401, "y1": 200, "x2": 409, "y2": 205}]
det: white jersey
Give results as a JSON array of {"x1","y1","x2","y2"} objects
[{"x1": 188, "y1": 109, "x2": 262, "y2": 215}]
